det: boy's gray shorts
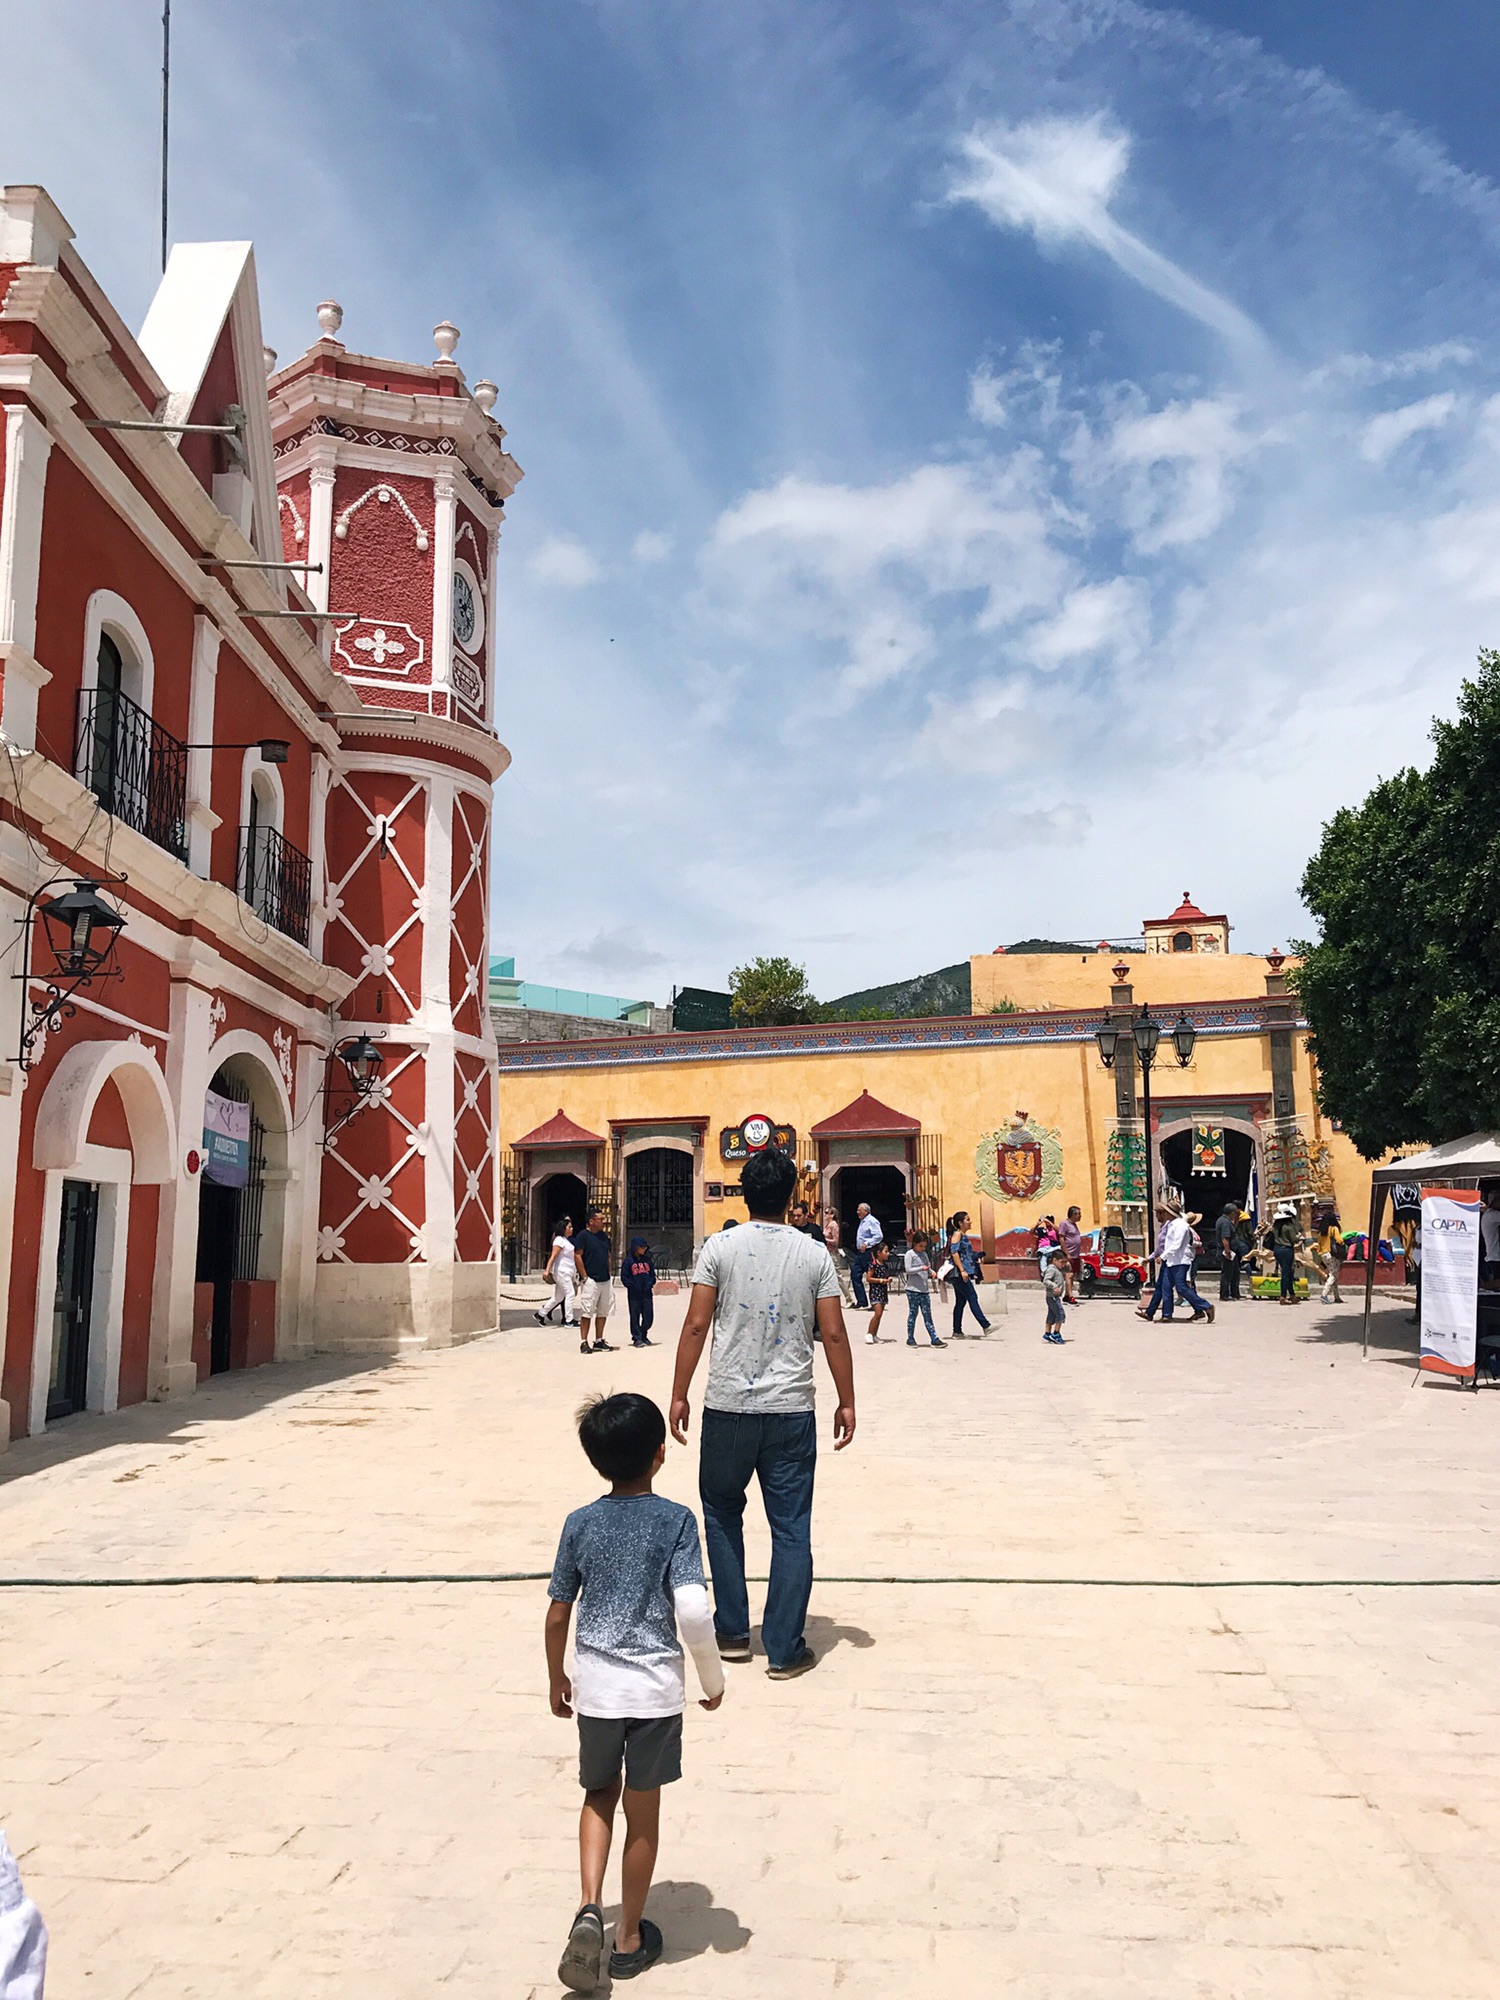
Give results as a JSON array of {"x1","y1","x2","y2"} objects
[{"x1": 578, "y1": 1713, "x2": 683, "y2": 1792}]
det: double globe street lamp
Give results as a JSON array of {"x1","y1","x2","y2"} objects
[{"x1": 1095, "y1": 1002, "x2": 1197, "y2": 1227}]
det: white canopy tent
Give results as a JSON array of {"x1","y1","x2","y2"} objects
[{"x1": 1362, "y1": 1133, "x2": 1500, "y2": 1357}]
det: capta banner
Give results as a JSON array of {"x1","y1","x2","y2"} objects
[{"x1": 1419, "y1": 1186, "x2": 1480, "y2": 1379}]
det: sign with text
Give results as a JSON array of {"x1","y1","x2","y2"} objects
[
  {"x1": 203, "y1": 1089, "x2": 251, "y2": 1189},
  {"x1": 720, "y1": 1120, "x2": 796, "y2": 1162},
  {"x1": 1419, "y1": 1186, "x2": 1480, "y2": 1378}
]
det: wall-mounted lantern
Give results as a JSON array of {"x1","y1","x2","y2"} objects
[
  {"x1": 16, "y1": 876, "x2": 127, "y2": 1068},
  {"x1": 322, "y1": 1032, "x2": 387, "y2": 1146}
]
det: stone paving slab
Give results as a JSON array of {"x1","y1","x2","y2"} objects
[{"x1": 2, "y1": 1292, "x2": 1499, "y2": 1995}]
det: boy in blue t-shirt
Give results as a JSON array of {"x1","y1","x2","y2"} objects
[{"x1": 547, "y1": 1392, "x2": 724, "y2": 1992}]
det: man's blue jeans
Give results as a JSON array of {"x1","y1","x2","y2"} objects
[
  {"x1": 848, "y1": 1247, "x2": 871, "y2": 1308},
  {"x1": 699, "y1": 1408, "x2": 816, "y2": 1668},
  {"x1": 1161, "y1": 1262, "x2": 1213, "y2": 1317}
]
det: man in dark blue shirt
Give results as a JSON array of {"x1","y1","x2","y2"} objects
[{"x1": 574, "y1": 1208, "x2": 616, "y2": 1354}]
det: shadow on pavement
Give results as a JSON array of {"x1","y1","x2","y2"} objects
[
  {"x1": 0, "y1": 1349, "x2": 392, "y2": 1490},
  {"x1": 645, "y1": 1880, "x2": 752, "y2": 1960},
  {"x1": 1295, "y1": 1302, "x2": 1419, "y2": 1358},
  {"x1": 803, "y1": 1612, "x2": 875, "y2": 1653}
]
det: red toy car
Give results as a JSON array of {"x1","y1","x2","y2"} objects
[{"x1": 1078, "y1": 1225, "x2": 1147, "y2": 1297}]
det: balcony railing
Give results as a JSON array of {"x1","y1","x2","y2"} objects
[
  {"x1": 239, "y1": 823, "x2": 312, "y2": 947},
  {"x1": 76, "y1": 685, "x2": 188, "y2": 862}
]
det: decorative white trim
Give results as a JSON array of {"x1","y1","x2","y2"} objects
[
  {"x1": 278, "y1": 491, "x2": 306, "y2": 546},
  {"x1": 0, "y1": 406, "x2": 54, "y2": 657},
  {"x1": 185, "y1": 615, "x2": 222, "y2": 877},
  {"x1": 239, "y1": 746, "x2": 285, "y2": 845},
  {"x1": 28, "y1": 1149, "x2": 133, "y2": 1434},
  {"x1": 332, "y1": 619, "x2": 425, "y2": 681},
  {"x1": 32, "y1": 1036, "x2": 177, "y2": 1183},
  {"x1": 80, "y1": 587, "x2": 156, "y2": 715},
  {"x1": 333, "y1": 481, "x2": 431, "y2": 551},
  {"x1": 430, "y1": 470, "x2": 457, "y2": 699},
  {"x1": 306, "y1": 454, "x2": 336, "y2": 613}
]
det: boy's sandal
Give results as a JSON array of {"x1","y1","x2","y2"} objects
[
  {"x1": 559, "y1": 1904, "x2": 606, "y2": 1993},
  {"x1": 609, "y1": 1917, "x2": 664, "y2": 1981}
]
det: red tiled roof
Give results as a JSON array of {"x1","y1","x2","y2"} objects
[
  {"x1": 512, "y1": 1108, "x2": 605, "y2": 1149},
  {"x1": 1150, "y1": 891, "x2": 1226, "y2": 926},
  {"x1": 810, "y1": 1090, "x2": 920, "y2": 1138}
]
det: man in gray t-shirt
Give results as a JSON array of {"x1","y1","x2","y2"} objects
[{"x1": 670, "y1": 1148, "x2": 855, "y2": 1681}]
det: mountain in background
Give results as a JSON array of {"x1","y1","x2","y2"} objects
[{"x1": 825, "y1": 962, "x2": 971, "y2": 1019}]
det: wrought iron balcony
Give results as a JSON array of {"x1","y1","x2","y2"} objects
[
  {"x1": 239, "y1": 822, "x2": 312, "y2": 947},
  {"x1": 76, "y1": 685, "x2": 188, "y2": 862}
]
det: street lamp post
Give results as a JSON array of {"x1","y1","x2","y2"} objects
[{"x1": 1096, "y1": 1001, "x2": 1198, "y2": 1230}]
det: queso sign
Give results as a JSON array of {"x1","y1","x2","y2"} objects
[{"x1": 720, "y1": 1115, "x2": 796, "y2": 1162}]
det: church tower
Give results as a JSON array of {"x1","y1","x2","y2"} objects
[{"x1": 268, "y1": 307, "x2": 520, "y2": 1349}]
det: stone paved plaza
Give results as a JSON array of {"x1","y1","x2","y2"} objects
[{"x1": 3, "y1": 1288, "x2": 1500, "y2": 1998}]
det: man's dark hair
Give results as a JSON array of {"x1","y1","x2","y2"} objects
[
  {"x1": 576, "y1": 1391, "x2": 665, "y2": 1482},
  {"x1": 586, "y1": 1207, "x2": 604, "y2": 1224},
  {"x1": 742, "y1": 1145, "x2": 797, "y2": 1217}
]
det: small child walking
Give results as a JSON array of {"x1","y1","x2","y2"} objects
[
  {"x1": 864, "y1": 1241, "x2": 893, "y2": 1343},
  {"x1": 621, "y1": 1236, "x2": 658, "y2": 1347},
  {"x1": 1043, "y1": 1246, "x2": 1068, "y2": 1344},
  {"x1": 904, "y1": 1230, "x2": 947, "y2": 1347},
  {"x1": 547, "y1": 1392, "x2": 724, "y2": 1992}
]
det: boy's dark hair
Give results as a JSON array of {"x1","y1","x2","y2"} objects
[
  {"x1": 742, "y1": 1145, "x2": 797, "y2": 1217},
  {"x1": 576, "y1": 1391, "x2": 665, "y2": 1482}
]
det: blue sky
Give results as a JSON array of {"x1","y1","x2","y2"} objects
[{"x1": 7, "y1": 1, "x2": 1500, "y2": 1000}]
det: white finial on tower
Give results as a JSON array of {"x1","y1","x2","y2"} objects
[
  {"x1": 262, "y1": 344, "x2": 277, "y2": 377},
  {"x1": 433, "y1": 319, "x2": 460, "y2": 361},
  {"x1": 471, "y1": 379, "x2": 498, "y2": 415},
  {"x1": 316, "y1": 299, "x2": 344, "y2": 338}
]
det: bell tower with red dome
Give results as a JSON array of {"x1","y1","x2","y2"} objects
[{"x1": 268, "y1": 307, "x2": 520, "y2": 1350}]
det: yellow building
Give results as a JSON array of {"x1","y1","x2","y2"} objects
[{"x1": 496, "y1": 897, "x2": 1373, "y2": 1276}]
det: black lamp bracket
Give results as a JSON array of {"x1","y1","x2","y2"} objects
[{"x1": 14, "y1": 873, "x2": 128, "y2": 1071}]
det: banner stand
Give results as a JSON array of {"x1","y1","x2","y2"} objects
[{"x1": 1418, "y1": 1186, "x2": 1481, "y2": 1388}]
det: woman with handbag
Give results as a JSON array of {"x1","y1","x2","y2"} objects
[{"x1": 945, "y1": 1210, "x2": 992, "y2": 1339}]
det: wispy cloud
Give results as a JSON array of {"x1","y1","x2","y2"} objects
[
  {"x1": 948, "y1": 116, "x2": 1265, "y2": 353},
  {"x1": 528, "y1": 535, "x2": 601, "y2": 587}
]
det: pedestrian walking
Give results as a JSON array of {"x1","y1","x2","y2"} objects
[
  {"x1": 788, "y1": 1203, "x2": 819, "y2": 1237},
  {"x1": 822, "y1": 1206, "x2": 855, "y2": 1305},
  {"x1": 669, "y1": 1145, "x2": 856, "y2": 1680},
  {"x1": 574, "y1": 1207, "x2": 617, "y2": 1354},
  {"x1": 1059, "y1": 1204, "x2": 1084, "y2": 1303},
  {"x1": 1482, "y1": 1192, "x2": 1500, "y2": 1287},
  {"x1": 1042, "y1": 1246, "x2": 1068, "y2": 1343},
  {"x1": 1316, "y1": 1210, "x2": 1346, "y2": 1303},
  {"x1": 537, "y1": 1216, "x2": 581, "y2": 1327},
  {"x1": 945, "y1": 1211, "x2": 991, "y2": 1339},
  {"x1": 621, "y1": 1236, "x2": 658, "y2": 1346},
  {"x1": 547, "y1": 1391, "x2": 724, "y2": 1993},
  {"x1": 1266, "y1": 1204, "x2": 1300, "y2": 1305},
  {"x1": 849, "y1": 1202, "x2": 883, "y2": 1310},
  {"x1": 864, "y1": 1242, "x2": 893, "y2": 1342},
  {"x1": 1215, "y1": 1203, "x2": 1243, "y2": 1302},
  {"x1": 1156, "y1": 1202, "x2": 1216, "y2": 1323},
  {"x1": 903, "y1": 1229, "x2": 946, "y2": 1347}
]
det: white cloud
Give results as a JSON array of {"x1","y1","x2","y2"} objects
[
  {"x1": 1024, "y1": 577, "x2": 1146, "y2": 668},
  {"x1": 554, "y1": 926, "x2": 668, "y2": 981},
  {"x1": 1088, "y1": 395, "x2": 1258, "y2": 550},
  {"x1": 1359, "y1": 392, "x2": 1459, "y2": 463},
  {"x1": 529, "y1": 534, "x2": 601, "y2": 587},
  {"x1": 948, "y1": 116, "x2": 1265, "y2": 353},
  {"x1": 631, "y1": 528, "x2": 673, "y2": 563},
  {"x1": 968, "y1": 365, "x2": 1007, "y2": 427}
]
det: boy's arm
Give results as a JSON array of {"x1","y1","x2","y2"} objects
[
  {"x1": 670, "y1": 1282, "x2": 718, "y2": 1442},
  {"x1": 673, "y1": 1585, "x2": 725, "y2": 1708},
  {"x1": 544, "y1": 1600, "x2": 574, "y2": 1717}
]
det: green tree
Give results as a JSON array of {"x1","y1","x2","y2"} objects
[
  {"x1": 729, "y1": 955, "x2": 817, "y2": 1027},
  {"x1": 1296, "y1": 647, "x2": 1500, "y2": 1156}
]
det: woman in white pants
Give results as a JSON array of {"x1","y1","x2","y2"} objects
[{"x1": 536, "y1": 1217, "x2": 580, "y2": 1326}]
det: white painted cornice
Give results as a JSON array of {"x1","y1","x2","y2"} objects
[
  {"x1": 0, "y1": 753, "x2": 357, "y2": 1010},
  {"x1": 269, "y1": 372, "x2": 521, "y2": 499},
  {"x1": 335, "y1": 712, "x2": 511, "y2": 783}
]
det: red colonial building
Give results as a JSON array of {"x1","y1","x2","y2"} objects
[{"x1": 0, "y1": 185, "x2": 517, "y2": 1442}]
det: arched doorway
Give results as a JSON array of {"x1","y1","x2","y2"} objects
[
  {"x1": 194, "y1": 1050, "x2": 289, "y2": 1374},
  {"x1": 1159, "y1": 1126, "x2": 1255, "y2": 1266},
  {"x1": 832, "y1": 1164, "x2": 909, "y2": 1250},
  {"x1": 533, "y1": 1171, "x2": 587, "y2": 1268},
  {"x1": 625, "y1": 1147, "x2": 695, "y2": 1269}
]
